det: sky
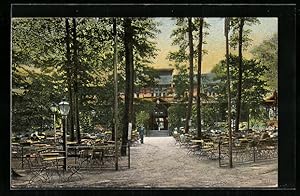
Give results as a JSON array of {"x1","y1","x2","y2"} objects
[{"x1": 151, "y1": 17, "x2": 278, "y2": 73}]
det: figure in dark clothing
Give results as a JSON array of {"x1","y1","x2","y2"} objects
[{"x1": 138, "y1": 125, "x2": 145, "y2": 144}]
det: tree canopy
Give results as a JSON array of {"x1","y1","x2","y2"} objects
[
  {"x1": 251, "y1": 34, "x2": 278, "y2": 91},
  {"x1": 12, "y1": 17, "x2": 160, "y2": 137}
]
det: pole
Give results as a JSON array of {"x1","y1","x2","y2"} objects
[
  {"x1": 253, "y1": 146, "x2": 256, "y2": 162},
  {"x1": 128, "y1": 141, "x2": 130, "y2": 169},
  {"x1": 21, "y1": 146, "x2": 24, "y2": 169},
  {"x1": 128, "y1": 123, "x2": 132, "y2": 169},
  {"x1": 247, "y1": 108, "x2": 250, "y2": 130},
  {"x1": 63, "y1": 116, "x2": 67, "y2": 171},
  {"x1": 113, "y1": 17, "x2": 119, "y2": 171},
  {"x1": 196, "y1": 17, "x2": 203, "y2": 138},
  {"x1": 225, "y1": 17, "x2": 233, "y2": 168},
  {"x1": 54, "y1": 113, "x2": 56, "y2": 145},
  {"x1": 218, "y1": 139, "x2": 221, "y2": 167}
]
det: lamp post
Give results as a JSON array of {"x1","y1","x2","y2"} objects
[
  {"x1": 59, "y1": 98, "x2": 70, "y2": 171},
  {"x1": 50, "y1": 103, "x2": 58, "y2": 145}
]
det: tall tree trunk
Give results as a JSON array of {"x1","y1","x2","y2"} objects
[
  {"x1": 196, "y1": 17, "x2": 203, "y2": 138},
  {"x1": 113, "y1": 17, "x2": 119, "y2": 170},
  {"x1": 65, "y1": 18, "x2": 75, "y2": 141},
  {"x1": 234, "y1": 18, "x2": 245, "y2": 135},
  {"x1": 72, "y1": 18, "x2": 81, "y2": 144},
  {"x1": 113, "y1": 18, "x2": 118, "y2": 148},
  {"x1": 185, "y1": 17, "x2": 194, "y2": 133},
  {"x1": 122, "y1": 18, "x2": 134, "y2": 155},
  {"x1": 247, "y1": 108, "x2": 250, "y2": 130},
  {"x1": 225, "y1": 17, "x2": 233, "y2": 168}
]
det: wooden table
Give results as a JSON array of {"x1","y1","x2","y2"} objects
[
  {"x1": 32, "y1": 143, "x2": 50, "y2": 147},
  {"x1": 67, "y1": 145, "x2": 116, "y2": 165},
  {"x1": 190, "y1": 139, "x2": 204, "y2": 144},
  {"x1": 238, "y1": 138, "x2": 249, "y2": 141},
  {"x1": 28, "y1": 153, "x2": 66, "y2": 184},
  {"x1": 40, "y1": 152, "x2": 60, "y2": 157},
  {"x1": 204, "y1": 142, "x2": 214, "y2": 146},
  {"x1": 40, "y1": 153, "x2": 65, "y2": 167},
  {"x1": 43, "y1": 156, "x2": 65, "y2": 162},
  {"x1": 67, "y1": 141, "x2": 78, "y2": 146}
]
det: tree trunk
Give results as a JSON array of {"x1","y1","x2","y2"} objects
[
  {"x1": 122, "y1": 18, "x2": 134, "y2": 155},
  {"x1": 113, "y1": 17, "x2": 118, "y2": 147},
  {"x1": 234, "y1": 18, "x2": 245, "y2": 135},
  {"x1": 113, "y1": 18, "x2": 119, "y2": 171},
  {"x1": 65, "y1": 18, "x2": 75, "y2": 141},
  {"x1": 185, "y1": 18, "x2": 194, "y2": 134},
  {"x1": 247, "y1": 108, "x2": 250, "y2": 130},
  {"x1": 225, "y1": 17, "x2": 233, "y2": 168},
  {"x1": 72, "y1": 18, "x2": 81, "y2": 144},
  {"x1": 196, "y1": 18, "x2": 203, "y2": 138}
]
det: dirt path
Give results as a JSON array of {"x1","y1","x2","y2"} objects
[{"x1": 12, "y1": 136, "x2": 277, "y2": 188}]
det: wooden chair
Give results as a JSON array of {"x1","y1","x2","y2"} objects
[{"x1": 78, "y1": 148, "x2": 93, "y2": 168}]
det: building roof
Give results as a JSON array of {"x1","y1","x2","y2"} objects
[
  {"x1": 156, "y1": 68, "x2": 174, "y2": 72},
  {"x1": 263, "y1": 91, "x2": 278, "y2": 106},
  {"x1": 153, "y1": 68, "x2": 219, "y2": 87}
]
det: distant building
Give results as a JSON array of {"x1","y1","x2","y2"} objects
[
  {"x1": 136, "y1": 68, "x2": 219, "y2": 101},
  {"x1": 135, "y1": 68, "x2": 220, "y2": 130},
  {"x1": 135, "y1": 68, "x2": 174, "y2": 102}
]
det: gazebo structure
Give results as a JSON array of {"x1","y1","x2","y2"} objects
[{"x1": 263, "y1": 90, "x2": 278, "y2": 128}]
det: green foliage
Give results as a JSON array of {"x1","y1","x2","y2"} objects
[
  {"x1": 172, "y1": 64, "x2": 189, "y2": 99},
  {"x1": 229, "y1": 17, "x2": 260, "y2": 50},
  {"x1": 11, "y1": 17, "x2": 160, "y2": 135},
  {"x1": 136, "y1": 111, "x2": 150, "y2": 127},
  {"x1": 134, "y1": 65, "x2": 160, "y2": 90},
  {"x1": 167, "y1": 49, "x2": 189, "y2": 100},
  {"x1": 134, "y1": 100, "x2": 155, "y2": 130},
  {"x1": 12, "y1": 71, "x2": 64, "y2": 132},
  {"x1": 168, "y1": 17, "x2": 210, "y2": 101},
  {"x1": 251, "y1": 34, "x2": 278, "y2": 91},
  {"x1": 212, "y1": 54, "x2": 268, "y2": 122},
  {"x1": 191, "y1": 103, "x2": 222, "y2": 131},
  {"x1": 167, "y1": 103, "x2": 186, "y2": 131}
]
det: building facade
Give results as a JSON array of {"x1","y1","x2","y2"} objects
[{"x1": 135, "y1": 68, "x2": 219, "y2": 131}]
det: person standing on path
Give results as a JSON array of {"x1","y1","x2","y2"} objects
[{"x1": 138, "y1": 125, "x2": 145, "y2": 144}]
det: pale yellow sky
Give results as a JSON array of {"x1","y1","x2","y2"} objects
[{"x1": 151, "y1": 18, "x2": 278, "y2": 73}]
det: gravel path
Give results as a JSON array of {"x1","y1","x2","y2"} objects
[{"x1": 12, "y1": 136, "x2": 277, "y2": 189}]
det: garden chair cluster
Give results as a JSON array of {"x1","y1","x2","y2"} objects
[
  {"x1": 11, "y1": 137, "x2": 123, "y2": 185},
  {"x1": 173, "y1": 128, "x2": 278, "y2": 163},
  {"x1": 173, "y1": 133, "x2": 219, "y2": 160},
  {"x1": 20, "y1": 147, "x2": 69, "y2": 184}
]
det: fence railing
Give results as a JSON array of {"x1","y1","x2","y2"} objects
[{"x1": 218, "y1": 140, "x2": 278, "y2": 167}]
